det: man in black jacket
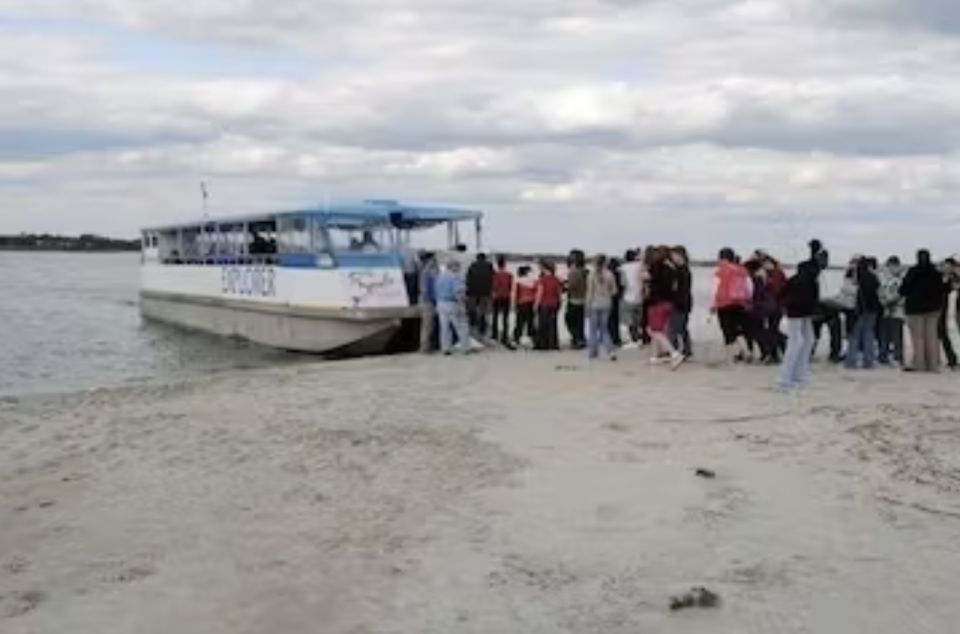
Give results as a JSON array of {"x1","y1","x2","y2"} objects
[
  {"x1": 465, "y1": 253, "x2": 494, "y2": 337},
  {"x1": 777, "y1": 260, "x2": 820, "y2": 390},
  {"x1": 900, "y1": 249, "x2": 944, "y2": 372}
]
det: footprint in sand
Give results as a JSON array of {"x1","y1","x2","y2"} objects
[
  {"x1": 1, "y1": 590, "x2": 46, "y2": 618},
  {"x1": 2, "y1": 556, "x2": 29, "y2": 575}
]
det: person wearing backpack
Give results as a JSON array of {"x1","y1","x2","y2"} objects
[{"x1": 711, "y1": 248, "x2": 753, "y2": 363}]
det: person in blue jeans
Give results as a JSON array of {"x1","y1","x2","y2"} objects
[
  {"x1": 777, "y1": 260, "x2": 820, "y2": 390},
  {"x1": 434, "y1": 260, "x2": 472, "y2": 355},
  {"x1": 586, "y1": 254, "x2": 618, "y2": 361},
  {"x1": 846, "y1": 257, "x2": 881, "y2": 370}
]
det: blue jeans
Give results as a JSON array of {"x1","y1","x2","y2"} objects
[
  {"x1": 669, "y1": 310, "x2": 692, "y2": 356},
  {"x1": 778, "y1": 317, "x2": 815, "y2": 389},
  {"x1": 437, "y1": 301, "x2": 470, "y2": 354},
  {"x1": 877, "y1": 316, "x2": 904, "y2": 364},
  {"x1": 846, "y1": 312, "x2": 878, "y2": 369},
  {"x1": 588, "y1": 307, "x2": 613, "y2": 358}
]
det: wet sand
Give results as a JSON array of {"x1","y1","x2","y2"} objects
[{"x1": 2, "y1": 349, "x2": 959, "y2": 633}]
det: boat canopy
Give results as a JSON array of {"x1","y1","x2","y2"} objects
[{"x1": 142, "y1": 200, "x2": 482, "y2": 233}]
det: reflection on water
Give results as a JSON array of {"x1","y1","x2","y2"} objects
[{"x1": 0, "y1": 252, "x2": 306, "y2": 397}]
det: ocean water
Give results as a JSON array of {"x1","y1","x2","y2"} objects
[
  {"x1": 0, "y1": 252, "x2": 303, "y2": 397},
  {"x1": 0, "y1": 252, "x2": 854, "y2": 397}
]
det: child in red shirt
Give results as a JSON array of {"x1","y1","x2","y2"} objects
[
  {"x1": 535, "y1": 261, "x2": 562, "y2": 350},
  {"x1": 491, "y1": 255, "x2": 514, "y2": 344},
  {"x1": 513, "y1": 265, "x2": 537, "y2": 345}
]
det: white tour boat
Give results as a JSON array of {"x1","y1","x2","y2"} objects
[{"x1": 139, "y1": 200, "x2": 483, "y2": 354}]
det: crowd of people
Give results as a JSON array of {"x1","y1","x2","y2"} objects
[{"x1": 415, "y1": 240, "x2": 960, "y2": 388}]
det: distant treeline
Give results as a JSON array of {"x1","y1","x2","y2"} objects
[{"x1": 0, "y1": 233, "x2": 140, "y2": 252}]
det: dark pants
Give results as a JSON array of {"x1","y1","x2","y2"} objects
[
  {"x1": 491, "y1": 298, "x2": 511, "y2": 342},
  {"x1": 608, "y1": 299, "x2": 622, "y2": 347},
  {"x1": 747, "y1": 313, "x2": 776, "y2": 360},
  {"x1": 767, "y1": 312, "x2": 786, "y2": 359},
  {"x1": 639, "y1": 298, "x2": 652, "y2": 344},
  {"x1": 941, "y1": 308, "x2": 958, "y2": 368},
  {"x1": 514, "y1": 303, "x2": 536, "y2": 343},
  {"x1": 813, "y1": 304, "x2": 843, "y2": 361},
  {"x1": 878, "y1": 316, "x2": 904, "y2": 364},
  {"x1": 536, "y1": 307, "x2": 560, "y2": 350},
  {"x1": 466, "y1": 296, "x2": 491, "y2": 337},
  {"x1": 669, "y1": 310, "x2": 692, "y2": 356},
  {"x1": 565, "y1": 303, "x2": 585, "y2": 348}
]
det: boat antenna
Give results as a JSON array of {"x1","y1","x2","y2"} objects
[{"x1": 201, "y1": 181, "x2": 210, "y2": 217}]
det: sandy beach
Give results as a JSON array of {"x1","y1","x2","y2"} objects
[{"x1": 2, "y1": 348, "x2": 959, "y2": 633}]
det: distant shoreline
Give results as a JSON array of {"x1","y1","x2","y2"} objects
[{"x1": 0, "y1": 234, "x2": 139, "y2": 252}]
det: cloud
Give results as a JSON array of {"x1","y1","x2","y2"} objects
[{"x1": 1, "y1": 0, "x2": 960, "y2": 258}]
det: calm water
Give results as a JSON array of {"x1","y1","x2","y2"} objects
[{"x1": 0, "y1": 252, "x2": 304, "y2": 397}]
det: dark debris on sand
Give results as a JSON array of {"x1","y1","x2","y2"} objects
[{"x1": 669, "y1": 586, "x2": 720, "y2": 611}]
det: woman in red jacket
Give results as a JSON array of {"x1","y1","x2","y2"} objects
[{"x1": 712, "y1": 248, "x2": 753, "y2": 363}]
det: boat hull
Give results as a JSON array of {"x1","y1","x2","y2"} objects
[{"x1": 140, "y1": 292, "x2": 411, "y2": 354}]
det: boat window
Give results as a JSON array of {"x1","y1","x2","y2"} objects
[
  {"x1": 180, "y1": 227, "x2": 203, "y2": 262},
  {"x1": 158, "y1": 231, "x2": 181, "y2": 263},
  {"x1": 327, "y1": 227, "x2": 390, "y2": 252},
  {"x1": 216, "y1": 223, "x2": 247, "y2": 259},
  {"x1": 277, "y1": 216, "x2": 313, "y2": 254},
  {"x1": 248, "y1": 220, "x2": 277, "y2": 257}
]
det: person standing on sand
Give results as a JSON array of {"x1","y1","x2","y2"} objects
[
  {"x1": 586, "y1": 254, "x2": 619, "y2": 361},
  {"x1": 513, "y1": 265, "x2": 537, "y2": 346},
  {"x1": 777, "y1": 260, "x2": 820, "y2": 390},
  {"x1": 669, "y1": 246, "x2": 693, "y2": 359},
  {"x1": 565, "y1": 250, "x2": 588, "y2": 349},
  {"x1": 711, "y1": 248, "x2": 753, "y2": 363},
  {"x1": 938, "y1": 258, "x2": 958, "y2": 370},
  {"x1": 466, "y1": 253, "x2": 494, "y2": 337},
  {"x1": 639, "y1": 245, "x2": 655, "y2": 345},
  {"x1": 435, "y1": 260, "x2": 472, "y2": 355},
  {"x1": 620, "y1": 249, "x2": 645, "y2": 345},
  {"x1": 607, "y1": 257, "x2": 624, "y2": 348},
  {"x1": 745, "y1": 258, "x2": 775, "y2": 362},
  {"x1": 878, "y1": 256, "x2": 907, "y2": 365},
  {"x1": 535, "y1": 261, "x2": 562, "y2": 350},
  {"x1": 418, "y1": 252, "x2": 439, "y2": 353},
  {"x1": 761, "y1": 253, "x2": 788, "y2": 360},
  {"x1": 900, "y1": 249, "x2": 944, "y2": 372},
  {"x1": 490, "y1": 255, "x2": 514, "y2": 346},
  {"x1": 846, "y1": 257, "x2": 881, "y2": 370},
  {"x1": 645, "y1": 246, "x2": 685, "y2": 369}
]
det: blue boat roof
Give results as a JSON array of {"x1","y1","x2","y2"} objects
[{"x1": 142, "y1": 200, "x2": 483, "y2": 233}]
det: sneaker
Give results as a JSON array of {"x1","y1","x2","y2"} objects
[
  {"x1": 650, "y1": 356, "x2": 669, "y2": 365},
  {"x1": 670, "y1": 352, "x2": 686, "y2": 370},
  {"x1": 609, "y1": 353, "x2": 618, "y2": 362}
]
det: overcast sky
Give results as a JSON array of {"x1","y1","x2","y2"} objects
[{"x1": 1, "y1": 0, "x2": 959, "y2": 260}]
